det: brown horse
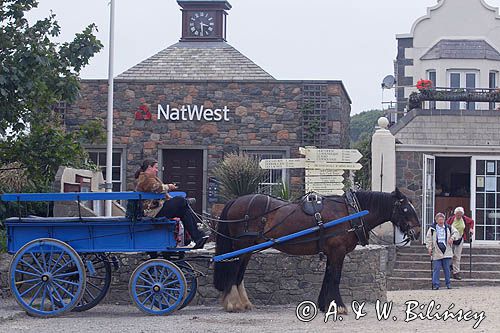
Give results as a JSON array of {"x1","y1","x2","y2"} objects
[{"x1": 213, "y1": 188, "x2": 420, "y2": 313}]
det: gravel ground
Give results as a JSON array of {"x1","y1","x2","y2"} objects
[{"x1": 0, "y1": 286, "x2": 497, "y2": 333}]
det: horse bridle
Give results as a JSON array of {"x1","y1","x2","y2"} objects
[{"x1": 391, "y1": 199, "x2": 418, "y2": 241}]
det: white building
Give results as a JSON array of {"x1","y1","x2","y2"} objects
[{"x1": 377, "y1": 0, "x2": 500, "y2": 245}]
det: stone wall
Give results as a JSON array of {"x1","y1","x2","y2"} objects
[
  {"x1": 392, "y1": 109, "x2": 500, "y2": 146},
  {"x1": 65, "y1": 80, "x2": 351, "y2": 213},
  {"x1": 395, "y1": 150, "x2": 424, "y2": 222},
  {"x1": 1, "y1": 245, "x2": 390, "y2": 306}
]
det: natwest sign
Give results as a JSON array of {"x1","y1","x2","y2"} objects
[{"x1": 158, "y1": 104, "x2": 230, "y2": 121}]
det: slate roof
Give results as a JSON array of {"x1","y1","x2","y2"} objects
[
  {"x1": 116, "y1": 42, "x2": 275, "y2": 81},
  {"x1": 421, "y1": 39, "x2": 500, "y2": 61}
]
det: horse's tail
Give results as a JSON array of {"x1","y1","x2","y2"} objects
[{"x1": 213, "y1": 198, "x2": 239, "y2": 292}]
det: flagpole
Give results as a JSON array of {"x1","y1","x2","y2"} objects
[{"x1": 105, "y1": 0, "x2": 115, "y2": 216}]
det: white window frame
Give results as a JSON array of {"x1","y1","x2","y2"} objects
[
  {"x1": 447, "y1": 69, "x2": 479, "y2": 110},
  {"x1": 86, "y1": 148, "x2": 124, "y2": 192},
  {"x1": 426, "y1": 69, "x2": 437, "y2": 109},
  {"x1": 489, "y1": 71, "x2": 498, "y2": 110},
  {"x1": 471, "y1": 156, "x2": 500, "y2": 245},
  {"x1": 241, "y1": 148, "x2": 289, "y2": 196}
]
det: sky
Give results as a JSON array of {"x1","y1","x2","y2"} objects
[{"x1": 25, "y1": 0, "x2": 500, "y2": 115}]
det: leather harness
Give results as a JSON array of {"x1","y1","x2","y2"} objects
[
  {"x1": 345, "y1": 189, "x2": 369, "y2": 246},
  {"x1": 233, "y1": 191, "x2": 370, "y2": 253}
]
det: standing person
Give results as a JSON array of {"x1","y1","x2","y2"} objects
[
  {"x1": 135, "y1": 158, "x2": 208, "y2": 249},
  {"x1": 426, "y1": 212, "x2": 460, "y2": 290},
  {"x1": 446, "y1": 206, "x2": 474, "y2": 280}
]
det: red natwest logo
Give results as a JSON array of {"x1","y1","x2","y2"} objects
[{"x1": 135, "y1": 105, "x2": 152, "y2": 120}]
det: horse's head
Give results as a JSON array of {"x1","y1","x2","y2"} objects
[{"x1": 390, "y1": 188, "x2": 421, "y2": 241}]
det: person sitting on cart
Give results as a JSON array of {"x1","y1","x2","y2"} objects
[{"x1": 135, "y1": 158, "x2": 208, "y2": 249}]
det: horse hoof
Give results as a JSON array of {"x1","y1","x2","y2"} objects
[
  {"x1": 338, "y1": 306, "x2": 348, "y2": 315},
  {"x1": 225, "y1": 302, "x2": 245, "y2": 312},
  {"x1": 243, "y1": 302, "x2": 254, "y2": 310}
]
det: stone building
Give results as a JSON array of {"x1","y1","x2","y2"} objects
[
  {"x1": 65, "y1": 0, "x2": 352, "y2": 214},
  {"x1": 375, "y1": 0, "x2": 500, "y2": 245}
]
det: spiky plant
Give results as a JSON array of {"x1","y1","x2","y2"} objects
[{"x1": 213, "y1": 153, "x2": 268, "y2": 200}]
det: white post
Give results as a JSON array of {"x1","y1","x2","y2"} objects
[
  {"x1": 105, "y1": 0, "x2": 115, "y2": 217},
  {"x1": 371, "y1": 117, "x2": 398, "y2": 242}
]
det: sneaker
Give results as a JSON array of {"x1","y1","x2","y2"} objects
[
  {"x1": 446, "y1": 285, "x2": 452, "y2": 289},
  {"x1": 192, "y1": 235, "x2": 209, "y2": 249},
  {"x1": 452, "y1": 273, "x2": 462, "y2": 280}
]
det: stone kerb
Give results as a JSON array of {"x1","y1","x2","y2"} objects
[{"x1": 0, "y1": 245, "x2": 389, "y2": 306}]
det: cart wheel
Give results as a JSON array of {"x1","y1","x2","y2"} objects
[
  {"x1": 72, "y1": 253, "x2": 112, "y2": 312},
  {"x1": 129, "y1": 259, "x2": 186, "y2": 315},
  {"x1": 9, "y1": 238, "x2": 86, "y2": 317},
  {"x1": 176, "y1": 261, "x2": 198, "y2": 309}
]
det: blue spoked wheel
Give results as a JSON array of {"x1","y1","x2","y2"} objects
[
  {"x1": 73, "y1": 253, "x2": 112, "y2": 312},
  {"x1": 9, "y1": 238, "x2": 86, "y2": 317},
  {"x1": 129, "y1": 259, "x2": 187, "y2": 315},
  {"x1": 176, "y1": 261, "x2": 198, "y2": 309}
]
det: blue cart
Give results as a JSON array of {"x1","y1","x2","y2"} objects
[
  {"x1": 1, "y1": 191, "x2": 368, "y2": 318},
  {"x1": 1, "y1": 191, "x2": 198, "y2": 317}
]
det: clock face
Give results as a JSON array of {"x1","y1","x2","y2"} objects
[{"x1": 189, "y1": 11, "x2": 215, "y2": 37}]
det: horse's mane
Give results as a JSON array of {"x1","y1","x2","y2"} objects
[{"x1": 352, "y1": 191, "x2": 394, "y2": 217}]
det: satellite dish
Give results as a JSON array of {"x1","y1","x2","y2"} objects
[{"x1": 381, "y1": 75, "x2": 396, "y2": 89}]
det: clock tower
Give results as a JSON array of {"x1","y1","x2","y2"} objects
[{"x1": 178, "y1": 0, "x2": 232, "y2": 42}]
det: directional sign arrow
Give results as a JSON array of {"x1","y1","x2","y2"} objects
[
  {"x1": 305, "y1": 161, "x2": 362, "y2": 170},
  {"x1": 300, "y1": 148, "x2": 362, "y2": 163},
  {"x1": 305, "y1": 175, "x2": 344, "y2": 183},
  {"x1": 259, "y1": 158, "x2": 305, "y2": 169},
  {"x1": 306, "y1": 182, "x2": 344, "y2": 190},
  {"x1": 305, "y1": 169, "x2": 344, "y2": 176},
  {"x1": 309, "y1": 189, "x2": 345, "y2": 196}
]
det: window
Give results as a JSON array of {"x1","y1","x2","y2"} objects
[
  {"x1": 466, "y1": 73, "x2": 476, "y2": 111},
  {"x1": 489, "y1": 71, "x2": 498, "y2": 110},
  {"x1": 242, "y1": 149, "x2": 287, "y2": 195},
  {"x1": 427, "y1": 70, "x2": 436, "y2": 109},
  {"x1": 448, "y1": 71, "x2": 478, "y2": 110},
  {"x1": 87, "y1": 150, "x2": 123, "y2": 192}
]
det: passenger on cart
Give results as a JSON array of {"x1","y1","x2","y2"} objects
[{"x1": 135, "y1": 158, "x2": 208, "y2": 249}]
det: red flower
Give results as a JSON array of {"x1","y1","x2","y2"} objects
[{"x1": 416, "y1": 79, "x2": 433, "y2": 91}]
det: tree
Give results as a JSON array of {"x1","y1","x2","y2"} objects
[
  {"x1": 0, "y1": 0, "x2": 104, "y2": 185},
  {"x1": 350, "y1": 109, "x2": 383, "y2": 190},
  {"x1": 349, "y1": 109, "x2": 383, "y2": 143},
  {"x1": 0, "y1": 0, "x2": 103, "y2": 135}
]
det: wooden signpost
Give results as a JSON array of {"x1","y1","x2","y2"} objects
[{"x1": 259, "y1": 146, "x2": 363, "y2": 196}]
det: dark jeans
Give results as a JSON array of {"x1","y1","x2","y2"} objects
[
  {"x1": 155, "y1": 196, "x2": 203, "y2": 241},
  {"x1": 432, "y1": 257, "x2": 451, "y2": 289}
]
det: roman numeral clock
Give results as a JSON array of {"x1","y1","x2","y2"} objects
[{"x1": 179, "y1": 0, "x2": 232, "y2": 42}]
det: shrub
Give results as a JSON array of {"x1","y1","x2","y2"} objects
[{"x1": 213, "y1": 153, "x2": 268, "y2": 200}]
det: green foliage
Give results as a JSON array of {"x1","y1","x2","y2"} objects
[
  {"x1": 349, "y1": 109, "x2": 383, "y2": 143},
  {"x1": 0, "y1": 1, "x2": 102, "y2": 202},
  {"x1": 77, "y1": 118, "x2": 106, "y2": 144},
  {"x1": 0, "y1": 0, "x2": 103, "y2": 135},
  {"x1": 0, "y1": 121, "x2": 94, "y2": 189},
  {"x1": 301, "y1": 102, "x2": 320, "y2": 142},
  {"x1": 349, "y1": 109, "x2": 383, "y2": 190},
  {"x1": 272, "y1": 182, "x2": 291, "y2": 201},
  {"x1": 213, "y1": 153, "x2": 268, "y2": 200},
  {"x1": 352, "y1": 137, "x2": 372, "y2": 190}
]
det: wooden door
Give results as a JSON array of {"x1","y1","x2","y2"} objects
[{"x1": 163, "y1": 149, "x2": 203, "y2": 213}]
